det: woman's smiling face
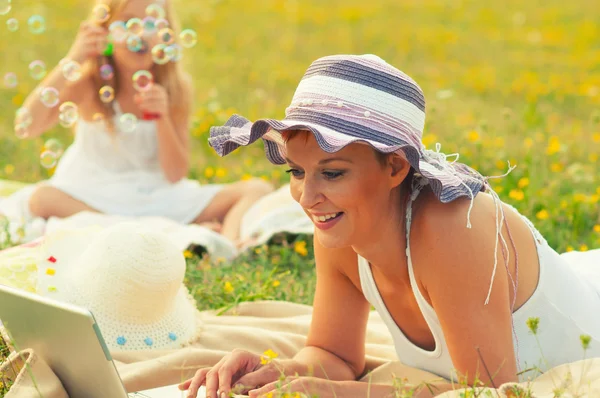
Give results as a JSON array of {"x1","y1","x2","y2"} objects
[{"x1": 284, "y1": 130, "x2": 409, "y2": 249}]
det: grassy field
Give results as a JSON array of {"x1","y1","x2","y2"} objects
[{"x1": 1, "y1": 0, "x2": 600, "y2": 395}]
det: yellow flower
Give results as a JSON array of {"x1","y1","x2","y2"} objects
[
  {"x1": 546, "y1": 137, "x2": 561, "y2": 155},
  {"x1": 241, "y1": 173, "x2": 252, "y2": 181},
  {"x1": 215, "y1": 167, "x2": 227, "y2": 178},
  {"x1": 3, "y1": 164, "x2": 14, "y2": 175},
  {"x1": 560, "y1": 200, "x2": 568, "y2": 209},
  {"x1": 183, "y1": 250, "x2": 193, "y2": 259},
  {"x1": 593, "y1": 225, "x2": 600, "y2": 233},
  {"x1": 204, "y1": 167, "x2": 215, "y2": 178},
  {"x1": 517, "y1": 177, "x2": 530, "y2": 188},
  {"x1": 524, "y1": 137, "x2": 534, "y2": 148},
  {"x1": 260, "y1": 349, "x2": 279, "y2": 365},
  {"x1": 536, "y1": 209, "x2": 549, "y2": 220},
  {"x1": 593, "y1": 133, "x2": 600, "y2": 143},
  {"x1": 223, "y1": 281, "x2": 234, "y2": 294},
  {"x1": 550, "y1": 163, "x2": 564, "y2": 173},
  {"x1": 573, "y1": 193, "x2": 586, "y2": 203},
  {"x1": 272, "y1": 280, "x2": 280, "y2": 287},
  {"x1": 11, "y1": 94, "x2": 23, "y2": 106},
  {"x1": 294, "y1": 241, "x2": 308, "y2": 256},
  {"x1": 590, "y1": 153, "x2": 598, "y2": 162},
  {"x1": 580, "y1": 244, "x2": 589, "y2": 252},
  {"x1": 422, "y1": 134, "x2": 438, "y2": 148},
  {"x1": 495, "y1": 160, "x2": 506, "y2": 169},
  {"x1": 509, "y1": 189, "x2": 524, "y2": 201},
  {"x1": 566, "y1": 245, "x2": 574, "y2": 252},
  {"x1": 467, "y1": 130, "x2": 480, "y2": 143}
]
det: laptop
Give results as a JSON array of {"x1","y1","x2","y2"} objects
[{"x1": 0, "y1": 283, "x2": 208, "y2": 398}]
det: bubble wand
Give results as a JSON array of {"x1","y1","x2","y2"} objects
[{"x1": 132, "y1": 70, "x2": 160, "y2": 120}]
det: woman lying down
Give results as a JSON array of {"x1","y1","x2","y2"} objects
[{"x1": 180, "y1": 54, "x2": 600, "y2": 398}]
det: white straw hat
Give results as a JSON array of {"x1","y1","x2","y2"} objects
[{"x1": 36, "y1": 222, "x2": 202, "y2": 351}]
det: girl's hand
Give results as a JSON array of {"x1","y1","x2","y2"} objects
[
  {"x1": 67, "y1": 21, "x2": 108, "y2": 64},
  {"x1": 178, "y1": 349, "x2": 293, "y2": 398},
  {"x1": 135, "y1": 83, "x2": 169, "y2": 118},
  {"x1": 248, "y1": 376, "x2": 344, "y2": 398}
]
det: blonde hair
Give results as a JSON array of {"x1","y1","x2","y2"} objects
[{"x1": 88, "y1": 0, "x2": 192, "y2": 133}]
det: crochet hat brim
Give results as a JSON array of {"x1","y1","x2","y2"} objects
[{"x1": 36, "y1": 227, "x2": 202, "y2": 351}]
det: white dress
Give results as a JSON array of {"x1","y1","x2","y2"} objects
[{"x1": 48, "y1": 102, "x2": 223, "y2": 224}]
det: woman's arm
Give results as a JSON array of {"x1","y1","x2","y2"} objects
[
  {"x1": 413, "y1": 193, "x2": 520, "y2": 389},
  {"x1": 289, "y1": 234, "x2": 372, "y2": 380}
]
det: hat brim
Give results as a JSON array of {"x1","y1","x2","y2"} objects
[
  {"x1": 209, "y1": 114, "x2": 487, "y2": 203},
  {"x1": 36, "y1": 227, "x2": 202, "y2": 351}
]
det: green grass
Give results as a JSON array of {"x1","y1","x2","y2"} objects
[{"x1": 1, "y1": 0, "x2": 600, "y2": 396}]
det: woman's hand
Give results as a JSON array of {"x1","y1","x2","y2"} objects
[
  {"x1": 135, "y1": 83, "x2": 169, "y2": 118},
  {"x1": 66, "y1": 21, "x2": 108, "y2": 64},
  {"x1": 248, "y1": 376, "x2": 344, "y2": 397},
  {"x1": 178, "y1": 349, "x2": 296, "y2": 398}
]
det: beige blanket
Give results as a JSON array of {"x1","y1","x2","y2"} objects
[{"x1": 2, "y1": 300, "x2": 599, "y2": 397}]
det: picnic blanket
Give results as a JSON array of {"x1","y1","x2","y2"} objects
[
  {"x1": 1, "y1": 300, "x2": 599, "y2": 397},
  {"x1": 0, "y1": 178, "x2": 314, "y2": 259}
]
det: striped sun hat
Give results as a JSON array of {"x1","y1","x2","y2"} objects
[{"x1": 209, "y1": 54, "x2": 501, "y2": 212}]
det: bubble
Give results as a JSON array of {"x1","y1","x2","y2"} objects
[
  {"x1": 126, "y1": 18, "x2": 143, "y2": 36},
  {"x1": 29, "y1": 60, "x2": 47, "y2": 80},
  {"x1": 0, "y1": 0, "x2": 10, "y2": 16},
  {"x1": 92, "y1": 113, "x2": 104, "y2": 122},
  {"x1": 43, "y1": 138, "x2": 64, "y2": 157},
  {"x1": 154, "y1": 18, "x2": 169, "y2": 31},
  {"x1": 58, "y1": 102, "x2": 79, "y2": 128},
  {"x1": 6, "y1": 18, "x2": 18, "y2": 32},
  {"x1": 132, "y1": 70, "x2": 153, "y2": 92},
  {"x1": 100, "y1": 64, "x2": 114, "y2": 80},
  {"x1": 142, "y1": 16, "x2": 156, "y2": 35},
  {"x1": 28, "y1": 15, "x2": 46, "y2": 34},
  {"x1": 119, "y1": 113, "x2": 137, "y2": 132},
  {"x1": 99, "y1": 85, "x2": 115, "y2": 103},
  {"x1": 92, "y1": 4, "x2": 110, "y2": 23},
  {"x1": 127, "y1": 35, "x2": 143, "y2": 52},
  {"x1": 165, "y1": 44, "x2": 181, "y2": 62},
  {"x1": 15, "y1": 124, "x2": 30, "y2": 139},
  {"x1": 40, "y1": 151, "x2": 58, "y2": 169},
  {"x1": 3, "y1": 72, "x2": 17, "y2": 88},
  {"x1": 15, "y1": 107, "x2": 33, "y2": 127},
  {"x1": 179, "y1": 29, "x2": 197, "y2": 48},
  {"x1": 109, "y1": 20, "x2": 128, "y2": 43},
  {"x1": 40, "y1": 87, "x2": 60, "y2": 108},
  {"x1": 151, "y1": 44, "x2": 169, "y2": 65},
  {"x1": 157, "y1": 28, "x2": 175, "y2": 45},
  {"x1": 61, "y1": 60, "x2": 82, "y2": 82},
  {"x1": 145, "y1": 4, "x2": 165, "y2": 19}
]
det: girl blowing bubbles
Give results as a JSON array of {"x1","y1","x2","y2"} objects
[{"x1": 15, "y1": 0, "x2": 272, "y2": 242}]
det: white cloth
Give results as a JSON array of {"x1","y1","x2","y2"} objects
[
  {"x1": 47, "y1": 102, "x2": 223, "y2": 224},
  {"x1": 358, "y1": 185, "x2": 600, "y2": 383}
]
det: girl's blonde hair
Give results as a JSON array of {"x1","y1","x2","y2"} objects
[{"x1": 88, "y1": 0, "x2": 192, "y2": 133}]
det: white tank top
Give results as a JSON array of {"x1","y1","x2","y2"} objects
[{"x1": 358, "y1": 179, "x2": 600, "y2": 382}]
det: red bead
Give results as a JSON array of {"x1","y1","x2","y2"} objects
[{"x1": 47, "y1": 256, "x2": 57, "y2": 263}]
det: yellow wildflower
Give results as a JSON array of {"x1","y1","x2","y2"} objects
[
  {"x1": 223, "y1": 281, "x2": 234, "y2": 294},
  {"x1": 422, "y1": 134, "x2": 438, "y2": 148},
  {"x1": 518, "y1": 177, "x2": 530, "y2": 188},
  {"x1": 524, "y1": 138, "x2": 534, "y2": 148},
  {"x1": 593, "y1": 133, "x2": 600, "y2": 143},
  {"x1": 467, "y1": 130, "x2": 480, "y2": 143},
  {"x1": 183, "y1": 250, "x2": 193, "y2": 259},
  {"x1": 546, "y1": 137, "x2": 561, "y2": 155},
  {"x1": 566, "y1": 245, "x2": 574, "y2": 252},
  {"x1": 560, "y1": 200, "x2": 568, "y2": 209},
  {"x1": 294, "y1": 241, "x2": 308, "y2": 256},
  {"x1": 4, "y1": 164, "x2": 14, "y2": 175},
  {"x1": 241, "y1": 173, "x2": 252, "y2": 181},
  {"x1": 272, "y1": 280, "x2": 280, "y2": 287},
  {"x1": 536, "y1": 209, "x2": 549, "y2": 220},
  {"x1": 215, "y1": 167, "x2": 227, "y2": 178},
  {"x1": 260, "y1": 349, "x2": 279, "y2": 365},
  {"x1": 590, "y1": 153, "x2": 598, "y2": 162},
  {"x1": 495, "y1": 160, "x2": 506, "y2": 169},
  {"x1": 204, "y1": 167, "x2": 215, "y2": 178},
  {"x1": 580, "y1": 244, "x2": 589, "y2": 252},
  {"x1": 11, "y1": 94, "x2": 24, "y2": 106},
  {"x1": 509, "y1": 189, "x2": 524, "y2": 201},
  {"x1": 593, "y1": 225, "x2": 600, "y2": 233},
  {"x1": 550, "y1": 163, "x2": 564, "y2": 173}
]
